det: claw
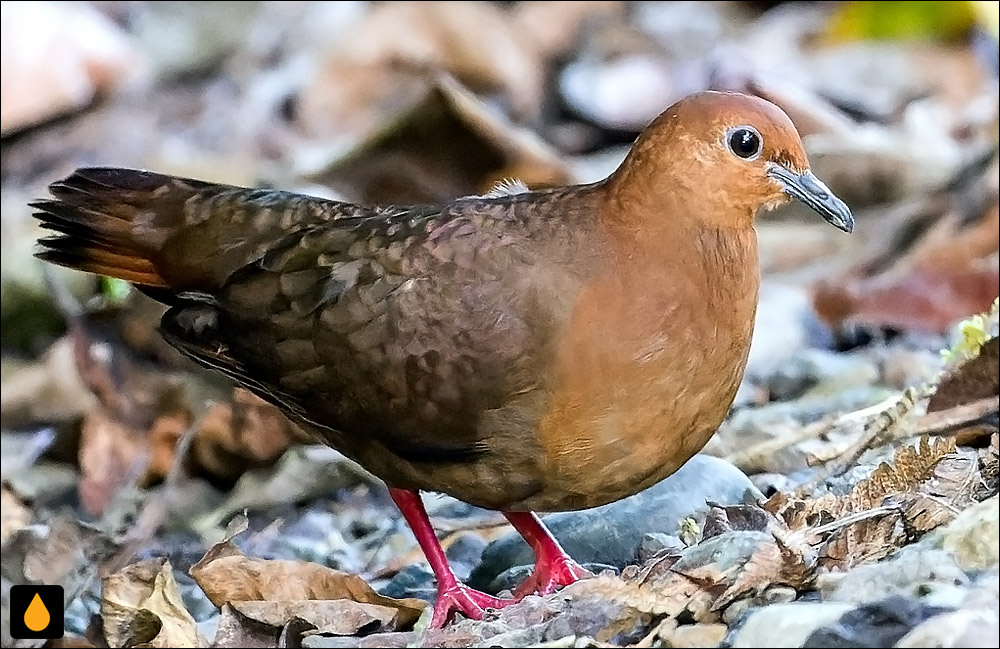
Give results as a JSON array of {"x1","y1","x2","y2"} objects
[
  {"x1": 429, "y1": 582, "x2": 514, "y2": 628},
  {"x1": 514, "y1": 555, "x2": 591, "y2": 599}
]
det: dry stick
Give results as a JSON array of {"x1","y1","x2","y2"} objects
[
  {"x1": 806, "y1": 390, "x2": 997, "y2": 492},
  {"x1": 818, "y1": 387, "x2": 921, "y2": 480},
  {"x1": 727, "y1": 389, "x2": 922, "y2": 474},
  {"x1": 807, "y1": 504, "x2": 901, "y2": 537},
  {"x1": 912, "y1": 396, "x2": 999, "y2": 437}
]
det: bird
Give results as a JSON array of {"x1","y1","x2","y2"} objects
[{"x1": 31, "y1": 91, "x2": 853, "y2": 628}]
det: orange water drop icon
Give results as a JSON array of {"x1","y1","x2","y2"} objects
[{"x1": 24, "y1": 593, "x2": 50, "y2": 632}]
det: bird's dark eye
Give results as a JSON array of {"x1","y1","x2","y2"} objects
[{"x1": 726, "y1": 126, "x2": 762, "y2": 160}]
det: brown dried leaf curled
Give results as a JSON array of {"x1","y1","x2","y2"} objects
[
  {"x1": 101, "y1": 558, "x2": 207, "y2": 648},
  {"x1": 189, "y1": 514, "x2": 426, "y2": 629}
]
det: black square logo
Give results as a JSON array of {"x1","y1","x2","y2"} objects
[{"x1": 9, "y1": 585, "x2": 64, "y2": 640}]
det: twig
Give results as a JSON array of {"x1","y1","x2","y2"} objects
[
  {"x1": 727, "y1": 389, "x2": 924, "y2": 474},
  {"x1": 808, "y1": 505, "x2": 901, "y2": 536},
  {"x1": 911, "y1": 396, "x2": 998, "y2": 437},
  {"x1": 819, "y1": 387, "x2": 921, "y2": 479}
]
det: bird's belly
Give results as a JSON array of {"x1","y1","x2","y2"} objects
[
  {"x1": 524, "y1": 269, "x2": 755, "y2": 512},
  {"x1": 528, "y1": 362, "x2": 743, "y2": 511}
]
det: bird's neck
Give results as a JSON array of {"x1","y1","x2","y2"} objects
[{"x1": 601, "y1": 168, "x2": 756, "y2": 240}]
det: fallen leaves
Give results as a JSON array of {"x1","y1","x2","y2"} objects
[
  {"x1": 768, "y1": 436, "x2": 981, "y2": 570},
  {"x1": 101, "y1": 558, "x2": 206, "y2": 648},
  {"x1": 307, "y1": 75, "x2": 574, "y2": 205},
  {"x1": 2, "y1": 2, "x2": 999, "y2": 647},
  {"x1": 927, "y1": 329, "x2": 999, "y2": 444},
  {"x1": 297, "y1": 1, "x2": 545, "y2": 143},
  {"x1": 1, "y1": 516, "x2": 118, "y2": 648},
  {"x1": 188, "y1": 515, "x2": 426, "y2": 645},
  {"x1": 5, "y1": 312, "x2": 308, "y2": 517},
  {"x1": 0, "y1": 1, "x2": 137, "y2": 135},
  {"x1": 813, "y1": 201, "x2": 999, "y2": 335},
  {"x1": 0, "y1": 487, "x2": 31, "y2": 544},
  {"x1": 189, "y1": 388, "x2": 308, "y2": 485},
  {"x1": 218, "y1": 600, "x2": 406, "y2": 643},
  {"x1": 0, "y1": 335, "x2": 96, "y2": 430},
  {"x1": 560, "y1": 433, "x2": 990, "y2": 639}
]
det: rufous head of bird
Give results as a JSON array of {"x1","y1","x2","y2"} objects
[{"x1": 608, "y1": 91, "x2": 854, "y2": 234}]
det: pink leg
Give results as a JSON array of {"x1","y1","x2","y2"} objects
[
  {"x1": 389, "y1": 488, "x2": 512, "y2": 627},
  {"x1": 503, "y1": 511, "x2": 591, "y2": 598}
]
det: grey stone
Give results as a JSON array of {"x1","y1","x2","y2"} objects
[
  {"x1": 468, "y1": 455, "x2": 760, "y2": 591},
  {"x1": 895, "y1": 609, "x2": 1000, "y2": 648},
  {"x1": 445, "y1": 532, "x2": 489, "y2": 581},
  {"x1": 722, "y1": 598, "x2": 753, "y2": 626},
  {"x1": 761, "y1": 586, "x2": 798, "y2": 605},
  {"x1": 802, "y1": 595, "x2": 950, "y2": 648},
  {"x1": 732, "y1": 602, "x2": 854, "y2": 648},
  {"x1": 379, "y1": 563, "x2": 436, "y2": 602},
  {"x1": 487, "y1": 563, "x2": 617, "y2": 597},
  {"x1": 920, "y1": 496, "x2": 999, "y2": 573},
  {"x1": 819, "y1": 547, "x2": 969, "y2": 604},
  {"x1": 637, "y1": 532, "x2": 685, "y2": 563}
]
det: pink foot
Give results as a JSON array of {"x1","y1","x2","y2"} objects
[
  {"x1": 430, "y1": 581, "x2": 514, "y2": 628},
  {"x1": 504, "y1": 511, "x2": 592, "y2": 599},
  {"x1": 514, "y1": 553, "x2": 591, "y2": 598},
  {"x1": 388, "y1": 488, "x2": 515, "y2": 629}
]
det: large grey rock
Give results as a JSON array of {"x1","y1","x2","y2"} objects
[{"x1": 468, "y1": 454, "x2": 761, "y2": 592}]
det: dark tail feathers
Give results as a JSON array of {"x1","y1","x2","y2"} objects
[{"x1": 32, "y1": 167, "x2": 178, "y2": 287}]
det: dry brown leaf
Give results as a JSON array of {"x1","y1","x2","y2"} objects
[
  {"x1": 307, "y1": 75, "x2": 574, "y2": 205},
  {"x1": 101, "y1": 558, "x2": 206, "y2": 648},
  {"x1": 211, "y1": 600, "x2": 405, "y2": 648},
  {"x1": 211, "y1": 603, "x2": 281, "y2": 649},
  {"x1": 298, "y1": 1, "x2": 544, "y2": 143},
  {"x1": 658, "y1": 506, "x2": 816, "y2": 613},
  {"x1": 78, "y1": 409, "x2": 192, "y2": 516},
  {"x1": 211, "y1": 603, "x2": 318, "y2": 649},
  {"x1": 813, "y1": 203, "x2": 999, "y2": 335},
  {"x1": 1, "y1": 515, "x2": 117, "y2": 591},
  {"x1": 59, "y1": 306, "x2": 303, "y2": 512},
  {"x1": 712, "y1": 530, "x2": 815, "y2": 609},
  {"x1": 930, "y1": 337, "x2": 999, "y2": 412},
  {"x1": 628, "y1": 527, "x2": 811, "y2": 623},
  {"x1": 0, "y1": 486, "x2": 32, "y2": 544},
  {"x1": 565, "y1": 572, "x2": 711, "y2": 624},
  {"x1": 191, "y1": 389, "x2": 305, "y2": 485},
  {"x1": 60, "y1": 312, "x2": 194, "y2": 516},
  {"x1": 0, "y1": 335, "x2": 96, "y2": 430},
  {"x1": 0, "y1": 1, "x2": 136, "y2": 135},
  {"x1": 190, "y1": 515, "x2": 426, "y2": 629},
  {"x1": 768, "y1": 436, "x2": 982, "y2": 569},
  {"x1": 512, "y1": 1, "x2": 626, "y2": 60},
  {"x1": 77, "y1": 408, "x2": 142, "y2": 516},
  {"x1": 926, "y1": 336, "x2": 999, "y2": 444},
  {"x1": 233, "y1": 599, "x2": 404, "y2": 635}
]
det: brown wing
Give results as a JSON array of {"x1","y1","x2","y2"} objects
[
  {"x1": 163, "y1": 201, "x2": 565, "y2": 464},
  {"x1": 33, "y1": 168, "x2": 600, "y2": 478}
]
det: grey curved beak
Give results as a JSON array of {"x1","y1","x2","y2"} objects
[{"x1": 767, "y1": 164, "x2": 854, "y2": 233}]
